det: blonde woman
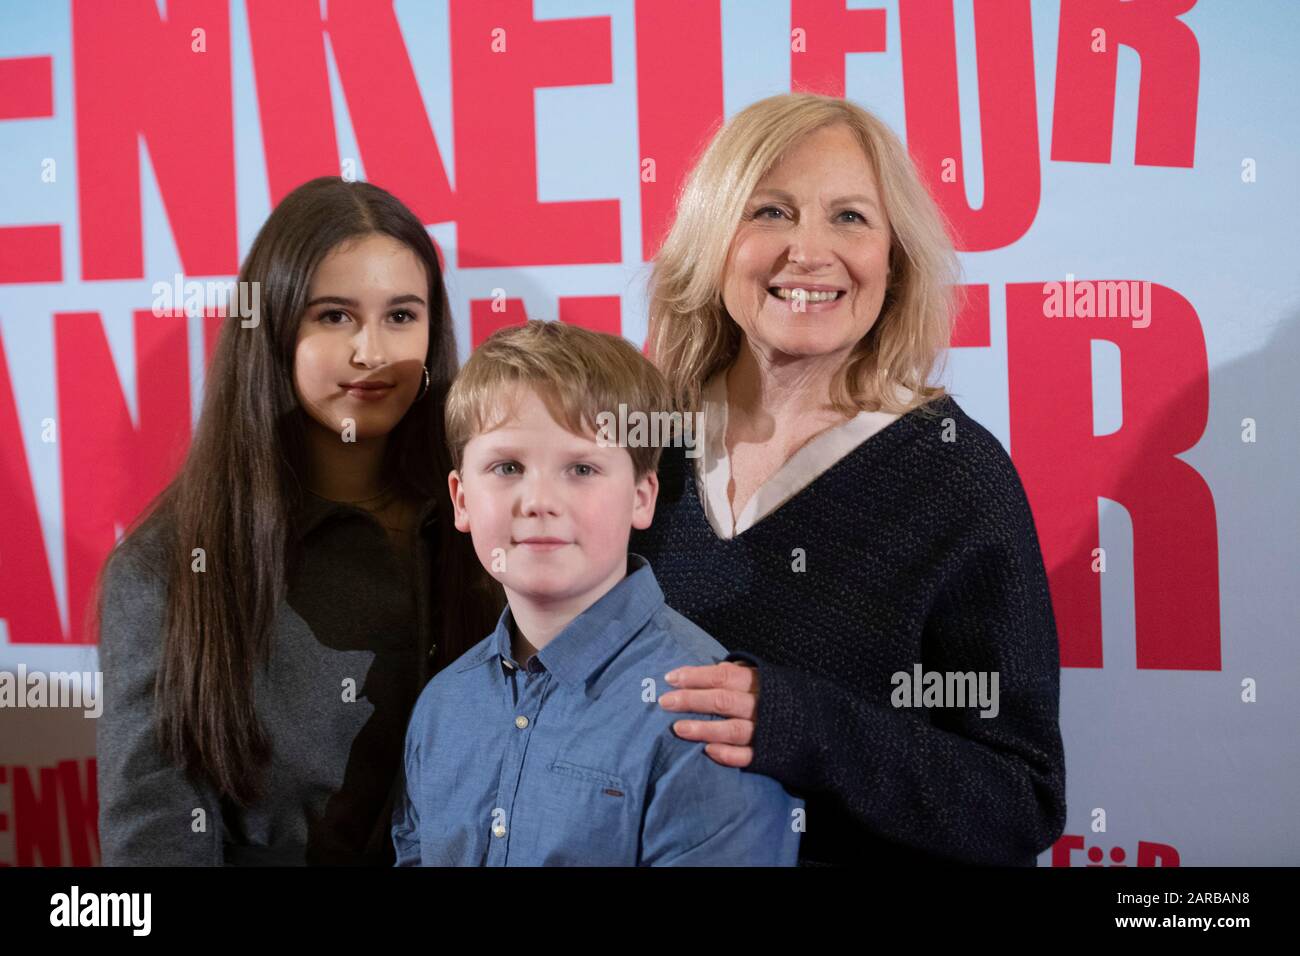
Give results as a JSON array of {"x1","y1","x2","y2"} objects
[{"x1": 631, "y1": 93, "x2": 1066, "y2": 866}]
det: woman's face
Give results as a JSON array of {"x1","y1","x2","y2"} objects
[
  {"x1": 720, "y1": 123, "x2": 893, "y2": 367},
  {"x1": 293, "y1": 232, "x2": 431, "y2": 442}
]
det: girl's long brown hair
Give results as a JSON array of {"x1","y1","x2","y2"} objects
[{"x1": 96, "y1": 176, "x2": 503, "y2": 808}]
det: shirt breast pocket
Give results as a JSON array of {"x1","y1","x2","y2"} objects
[{"x1": 524, "y1": 759, "x2": 639, "y2": 866}]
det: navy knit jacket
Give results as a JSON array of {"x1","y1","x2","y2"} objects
[{"x1": 630, "y1": 394, "x2": 1067, "y2": 866}]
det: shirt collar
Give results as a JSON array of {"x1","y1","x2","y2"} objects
[
  {"x1": 292, "y1": 490, "x2": 440, "y2": 542},
  {"x1": 696, "y1": 364, "x2": 916, "y2": 479},
  {"x1": 700, "y1": 367, "x2": 726, "y2": 454},
  {"x1": 485, "y1": 553, "x2": 663, "y2": 689}
]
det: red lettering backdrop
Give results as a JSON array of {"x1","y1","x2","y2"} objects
[{"x1": 1, "y1": 0, "x2": 1294, "y2": 866}]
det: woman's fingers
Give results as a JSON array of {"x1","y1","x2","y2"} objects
[
  {"x1": 660, "y1": 663, "x2": 759, "y2": 763},
  {"x1": 669, "y1": 715, "x2": 754, "y2": 747},
  {"x1": 660, "y1": 684, "x2": 757, "y2": 721},
  {"x1": 660, "y1": 662, "x2": 758, "y2": 720},
  {"x1": 702, "y1": 742, "x2": 753, "y2": 769},
  {"x1": 664, "y1": 661, "x2": 759, "y2": 693}
]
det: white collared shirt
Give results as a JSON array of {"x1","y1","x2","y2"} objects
[{"x1": 694, "y1": 367, "x2": 908, "y2": 540}]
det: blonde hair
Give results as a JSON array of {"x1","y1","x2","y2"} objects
[
  {"x1": 446, "y1": 320, "x2": 671, "y2": 479},
  {"x1": 646, "y1": 92, "x2": 963, "y2": 416}
]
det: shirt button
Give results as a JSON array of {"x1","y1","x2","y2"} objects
[
  {"x1": 514, "y1": 715, "x2": 529, "y2": 729},
  {"x1": 493, "y1": 824, "x2": 507, "y2": 838}
]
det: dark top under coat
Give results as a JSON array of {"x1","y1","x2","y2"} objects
[{"x1": 96, "y1": 492, "x2": 439, "y2": 866}]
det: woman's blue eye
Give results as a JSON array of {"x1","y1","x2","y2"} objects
[
  {"x1": 754, "y1": 206, "x2": 785, "y2": 220},
  {"x1": 839, "y1": 210, "x2": 868, "y2": 224}
]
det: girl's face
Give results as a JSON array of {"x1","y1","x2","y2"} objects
[{"x1": 293, "y1": 233, "x2": 431, "y2": 442}]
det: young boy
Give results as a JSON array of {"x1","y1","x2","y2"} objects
[{"x1": 392, "y1": 320, "x2": 803, "y2": 866}]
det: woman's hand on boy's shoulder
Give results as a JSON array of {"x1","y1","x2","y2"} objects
[{"x1": 658, "y1": 661, "x2": 759, "y2": 769}]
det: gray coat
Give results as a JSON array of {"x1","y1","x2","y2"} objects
[{"x1": 96, "y1": 494, "x2": 440, "y2": 865}]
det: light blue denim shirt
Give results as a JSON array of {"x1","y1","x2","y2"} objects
[{"x1": 392, "y1": 553, "x2": 803, "y2": 866}]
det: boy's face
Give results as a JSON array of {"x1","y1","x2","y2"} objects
[{"x1": 448, "y1": 385, "x2": 659, "y2": 612}]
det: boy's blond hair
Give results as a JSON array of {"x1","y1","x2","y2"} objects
[{"x1": 446, "y1": 320, "x2": 672, "y2": 479}]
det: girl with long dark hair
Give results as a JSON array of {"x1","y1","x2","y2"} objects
[{"x1": 94, "y1": 177, "x2": 503, "y2": 865}]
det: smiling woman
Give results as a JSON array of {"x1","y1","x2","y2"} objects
[
  {"x1": 91, "y1": 177, "x2": 504, "y2": 866},
  {"x1": 632, "y1": 93, "x2": 1066, "y2": 866},
  {"x1": 723, "y1": 124, "x2": 894, "y2": 385}
]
